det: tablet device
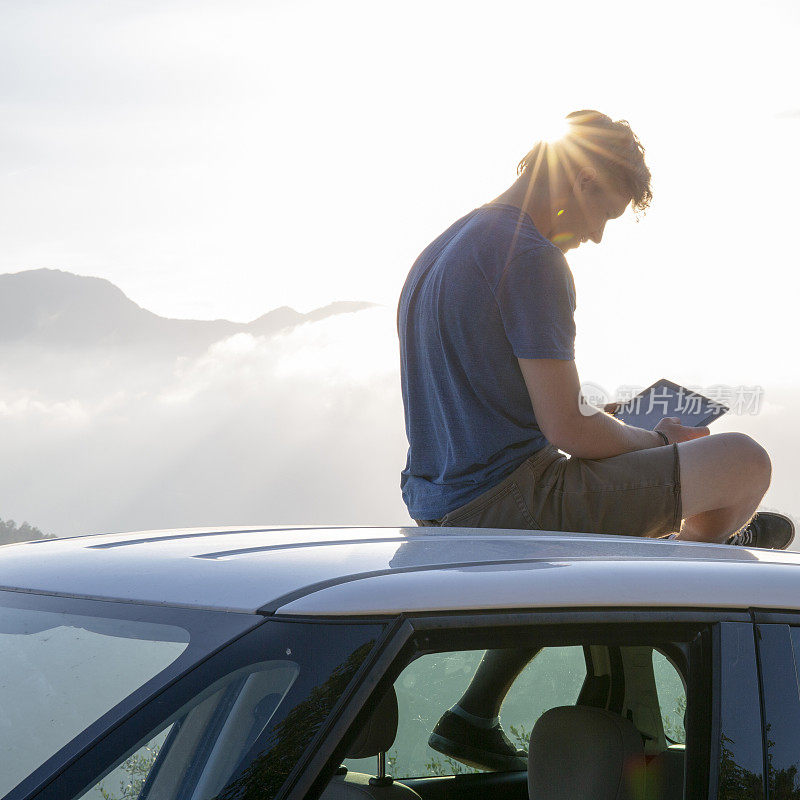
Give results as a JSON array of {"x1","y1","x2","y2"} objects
[{"x1": 612, "y1": 378, "x2": 728, "y2": 429}]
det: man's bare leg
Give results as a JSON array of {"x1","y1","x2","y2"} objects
[
  {"x1": 429, "y1": 648, "x2": 535, "y2": 769},
  {"x1": 458, "y1": 648, "x2": 540, "y2": 718},
  {"x1": 676, "y1": 432, "x2": 771, "y2": 543}
]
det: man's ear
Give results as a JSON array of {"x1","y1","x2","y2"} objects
[{"x1": 573, "y1": 166, "x2": 598, "y2": 195}]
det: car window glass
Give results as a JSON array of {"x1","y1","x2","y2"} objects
[
  {"x1": 717, "y1": 622, "x2": 766, "y2": 795},
  {"x1": 498, "y1": 645, "x2": 586, "y2": 751},
  {"x1": 788, "y1": 627, "x2": 800, "y2": 693},
  {"x1": 75, "y1": 661, "x2": 299, "y2": 800},
  {"x1": 344, "y1": 646, "x2": 585, "y2": 779},
  {"x1": 57, "y1": 619, "x2": 382, "y2": 800},
  {"x1": 0, "y1": 606, "x2": 189, "y2": 798},
  {"x1": 758, "y1": 625, "x2": 800, "y2": 798},
  {"x1": 78, "y1": 726, "x2": 173, "y2": 800},
  {"x1": 652, "y1": 650, "x2": 686, "y2": 744}
]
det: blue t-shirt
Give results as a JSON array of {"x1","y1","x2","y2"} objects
[{"x1": 398, "y1": 203, "x2": 577, "y2": 520}]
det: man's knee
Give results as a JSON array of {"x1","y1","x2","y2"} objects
[
  {"x1": 717, "y1": 432, "x2": 771, "y2": 493},
  {"x1": 678, "y1": 432, "x2": 771, "y2": 518}
]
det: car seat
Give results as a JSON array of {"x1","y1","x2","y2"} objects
[
  {"x1": 527, "y1": 705, "x2": 646, "y2": 800},
  {"x1": 320, "y1": 687, "x2": 421, "y2": 799},
  {"x1": 646, "y1": 745, "x2": 685, "y2": 800}
]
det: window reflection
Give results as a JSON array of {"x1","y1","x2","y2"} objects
[
  {"x1": 216, "y1": 639, "x2": 378, "y2": 799},
  {"x1": 0, "y1": 607, "x2": 189, "y2": 797},
  {"x1": 757, "y1": 625, "x2": 800, "y2": 799},
  {"x1": 717, "y1": 623, "x2": 765, "y2": 799}
]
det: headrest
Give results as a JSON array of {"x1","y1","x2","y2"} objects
[
  {"x1": 346, "y1": 687, "x2": 398, "y2": 759},
  {"x1": 528, "y1": 706, "x2": 645, "y2": 800}
]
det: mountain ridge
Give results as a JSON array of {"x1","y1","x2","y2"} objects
[{"x1": 0, "y1": 268, "x2": 375, "y2": 351}]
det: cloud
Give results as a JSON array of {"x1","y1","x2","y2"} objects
[
  {"x1": 0, "y1": 397, "x2": 91, "y2": 426},
  {"x1": 0, "y1": 307, "x2": 412, "y2": 537},
  {"x1": 2, "y1": 305, "x2": 798, "y2": 540}
]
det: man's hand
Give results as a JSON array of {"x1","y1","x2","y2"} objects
[{"x1": 654, "y1": 417, "x2": 710, "y2": 444}]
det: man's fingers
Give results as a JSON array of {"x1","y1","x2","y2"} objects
[{"x1": 655, "y1": 418, "x2": 711, "y2": 442}]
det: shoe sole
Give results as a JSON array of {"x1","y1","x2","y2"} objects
[
  {"x1": 428, "y1": 733, "x2": 527, "y2": 772},
  {"x1": 730, "y1": 513, "x2": 795, "y2": 550},
  {"x1": 777, "y1": 520, "x2": 795, "y2": 550},
  {"x1": 759, "y1": 517, "x2": 794, "y2": 550}
]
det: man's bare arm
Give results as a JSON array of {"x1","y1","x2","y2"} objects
[{"x1": 517, "y1": 358, "x2": 708, "y2": 459}]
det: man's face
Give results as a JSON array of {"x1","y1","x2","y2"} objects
[{"x1": 550, "y1": 169, "x2": 631, "y2": 253}]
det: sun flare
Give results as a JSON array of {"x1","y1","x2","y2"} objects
[{"x1": 539, "y1": 116, "x2": 570, "y2": 145}]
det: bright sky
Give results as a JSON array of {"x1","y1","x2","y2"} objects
[{"x1": 1, "y1": 0, "x2": 799, "y2": 389}]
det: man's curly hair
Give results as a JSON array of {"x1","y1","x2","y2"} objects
[{"x1": 517, "y1": 110, "x2": 653, "y2": 213}]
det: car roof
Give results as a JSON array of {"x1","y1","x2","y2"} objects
[{"x1": 0, "y1": 526, "x2": 798, "y2": 616}]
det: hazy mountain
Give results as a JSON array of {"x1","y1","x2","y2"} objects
[
  {"x1": 0, "y1": 272, "x2": 409, "y2": 539},
  {"x1": 0, "y1": 269, "x2": 374, "y2": 352}
]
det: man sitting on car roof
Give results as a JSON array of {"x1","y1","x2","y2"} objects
[{"x1": 397, "y1": 109, "x2": 794, "y2": 771}]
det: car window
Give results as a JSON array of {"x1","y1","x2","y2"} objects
[
  {"x1": 80, "y1": 726, "x2": 174, "y2": 800},
  {"x1": 788, "y1": 626, "x2": 800, "y2": 692},
  {"x1": 0, "y1": 606, "x2": 189, "y2": 799},
  {"x1": 653, "y1": 649, "x2": 686, "y2": 745},
  {"x1": 498, "y1": 645, "x2": 587, "y2": 752},
  {"x1": 58, "y1": 618, "x2": 384, "y2": 800},
  {"x1": 76, "y1": 661, "x2": 299, "y2": 800},
  {"x1": 344, "y1": 646, "x2": 586, "y2": 779},
  {"x1": 757, "y1": 625, "x2": 800, "y2": 798}
]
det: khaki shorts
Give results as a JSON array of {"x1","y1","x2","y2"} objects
[{"x1": 416, "y1": 444, "x2": 682, "y2": 538}]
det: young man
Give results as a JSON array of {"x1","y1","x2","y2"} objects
[{"x1": 397, "y1": 110, "x2": 793, "y2": 770}]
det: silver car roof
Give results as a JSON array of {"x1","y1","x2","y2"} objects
[{"x1": 0, "y1": 526, "x2": 798, "y2": 615}]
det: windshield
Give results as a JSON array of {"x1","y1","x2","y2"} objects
[
  {"x1": 0, "y1": 590, "x2": 260, "y2": 800},
  {"x1": 0, "y1": 605, "x2": 189, "y2": 796}
]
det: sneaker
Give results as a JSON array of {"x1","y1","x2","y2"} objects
[
  {"x1": 428, "y1": 706, "x2": 527, "y2": 772},
  {"x1": 727, "y1": 512, "x2": 795, "y2": 550}
]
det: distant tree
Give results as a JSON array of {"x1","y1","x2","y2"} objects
[
  {"x1": 98, "y1": 744, "x2": 162, "y2": 800},
  {"x1": 663, "y1": 694, "x2": 686, "y2": 743},
  {"x1": 0, "y1": 518, "x2": 54, "y2": 545}
]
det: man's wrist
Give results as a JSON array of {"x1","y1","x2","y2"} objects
[{"x1": 654, "y1": 430, "x2": 670, "y2": 447}]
